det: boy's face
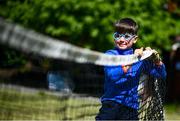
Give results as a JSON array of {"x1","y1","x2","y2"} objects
[{"x1": 113, "y1": 32, "x2": 138, "y2": 50}]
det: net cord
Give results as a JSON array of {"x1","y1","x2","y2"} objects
[{"x1": 0, "y1": 18, "x2": 154, "y2": 66}]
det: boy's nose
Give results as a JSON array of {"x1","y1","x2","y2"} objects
[{"x1": 116, "y1": 37, "x2": 125, "y2": 42}]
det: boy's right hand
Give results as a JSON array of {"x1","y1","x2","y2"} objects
[{"x1": 134, "y1": 47, "x2": 144, "y2": 57}]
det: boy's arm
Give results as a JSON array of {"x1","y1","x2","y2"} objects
[
  {"x1": 146, "y1": 47, "x2": 166, "y2": 80},
  {"x1": 149, "y1": 61, "x2": 167, "y2": 80},
  {"x1": 135, "y1": 47, "x2": 167, "y2": 80}
]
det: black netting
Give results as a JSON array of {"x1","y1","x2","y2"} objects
[{"x1": 138, "y1": 74, "x2": 166, "y2": 120}]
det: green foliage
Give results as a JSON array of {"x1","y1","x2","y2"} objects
[
  {"x1": 0, "y1": 0, "x2": 179, "y2": 67},
  {"x1": 0, "y1": 0, "x2": 177, "y2": 51}
]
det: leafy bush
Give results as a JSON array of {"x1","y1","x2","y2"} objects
[{"x1": 0, "y1": 0, "x2": 179, "y2": 67}]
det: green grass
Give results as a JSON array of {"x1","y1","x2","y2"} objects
[
  {"x1": 0, "y1": 87, "x2": 180, "y2": 120},
  {"x1": 0, "y1": 88, "x2": 100, "y2": 120},
  {"x1": 165, "y1": 103, "x2": 180, "y2": 120}
]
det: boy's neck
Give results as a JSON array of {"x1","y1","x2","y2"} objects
[{"x1": 115, "y1": 47, "x2": 133, "y2": 55}]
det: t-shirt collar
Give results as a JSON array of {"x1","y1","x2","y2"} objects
[{"x1": 115, "y1": 47, "x2": 133, "y2": 55}]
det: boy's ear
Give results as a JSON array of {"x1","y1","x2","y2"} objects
[{"x1": 133, "y1": 36, "x2": 138, "y2": 43}]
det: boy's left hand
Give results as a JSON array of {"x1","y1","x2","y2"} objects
[
  {"x1": 134, "y1": 47, "x2": 163, "y2": 66},
  {"x1": 145, "y1": 47, "x2": 163, "y2": 66}
]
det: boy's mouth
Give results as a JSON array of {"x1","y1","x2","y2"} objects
[{"x1": 117, "y1": 41, "x2": 128, "y2": 46}]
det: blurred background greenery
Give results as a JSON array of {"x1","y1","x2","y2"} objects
[
  {"x1": 0, "y1": 0, "x2": 179, "y2": 51},
  {"x1": 0, "y1": 0, "x2": 180, "y2": 67}
]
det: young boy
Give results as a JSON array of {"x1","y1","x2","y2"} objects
[{"x1": 95, "y1": 18, "x2": 167, "y2": 120}]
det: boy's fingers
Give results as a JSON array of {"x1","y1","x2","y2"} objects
[
  {"x1": 140, "y1": 47, "x2": 143, "y2": 49},
  {"x1": 145, "y1": 47, "x2": 151, "y2": 51},
  {"x1": 150, "y1": 49, "x2": 162, "y2": 63},
  {"x1": 134, "y1": 47, "x2": 144, "y2": 57},
  {"x1": 152, "y1": 49, "x2": 159, "y2": 55},
  {"x1": 139, "y1": 47, "x2": 144, "y2": 54}
]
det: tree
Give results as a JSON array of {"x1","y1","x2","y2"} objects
[{"x1": 0, "y1": 0, "x2": 179, "y2": 67}]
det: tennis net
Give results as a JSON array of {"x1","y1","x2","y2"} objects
[{"x1": 0, "y1": 18, "x2": 166, "y2": 120}]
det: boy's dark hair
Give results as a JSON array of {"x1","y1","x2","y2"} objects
[{"x1": 114, "y1": 18, "x2": 139, "y2": 35}]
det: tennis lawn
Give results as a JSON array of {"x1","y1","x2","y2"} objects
[{"x1": 0, "y1": 86, "x2": 179, "y2": 120}]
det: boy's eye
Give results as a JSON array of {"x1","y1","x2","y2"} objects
[
  {"x1": 114, "y1": 33, "x2": 120, "y2": 38},
  {"x1": 124, "y1": 34, "x2": 131, "y2": 39}
]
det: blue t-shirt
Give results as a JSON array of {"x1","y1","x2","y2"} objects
[{"x1": 101, "y1": 47, "x2": 167, "y2": 109}]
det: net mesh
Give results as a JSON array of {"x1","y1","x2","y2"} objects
[{"x1": 0, "y1": 18, "x2": 166, "y2": 120}]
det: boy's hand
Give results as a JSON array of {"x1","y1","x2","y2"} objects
[
  {"x1": 134, "y1": 47, "x2": 144, "y2": 57},
  {"x1": 145, "y1": 47, "x2": 163, "y2": 66},
  {"x1": 134, "y1": 47, "x2": 163, "y2": 66}
]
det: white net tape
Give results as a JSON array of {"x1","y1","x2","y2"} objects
[{"x1": 0, "y1": 17, "x2": 154, "y2": 66}]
